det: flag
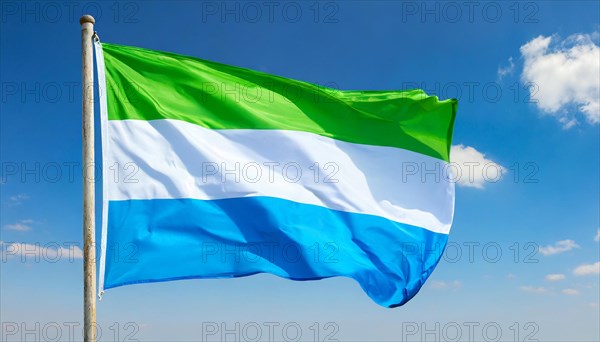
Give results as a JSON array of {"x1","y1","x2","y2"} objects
[{"x1": 95, "y1": 42, "x2": 457, "y2": 308}]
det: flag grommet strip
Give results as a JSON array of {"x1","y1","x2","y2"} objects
[{"x1": 94, "y1": 39, "x2": 109, "y2": 299}]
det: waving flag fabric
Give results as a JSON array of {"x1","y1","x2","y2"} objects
[{"x1": 95, "y1": 42, "x2": 457, "y2": 307}]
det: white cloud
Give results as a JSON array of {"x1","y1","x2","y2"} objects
[
  {"x1": 0, "y1": 241, "x2": 83, "y2": 261},
  {"x1": 545, "y1": 274, "x2": 566, "y2": 281},
  {"x1": 4, "y1": 219, "x2": 34, "y2": 232},
  {"x1": 4, "y1": 223, "x2": 31, "y2": 232},
  {"x1": 429, "y1": 280, "x2": 462, "y2": 290},
  {"x1": 429, "y1": 281, "x2": 446, "y2": 289},
  {"x1": 573, "y1": 261, "x2": 600, "y2": 276},
  {"x1": 538, "y1": 239, "x2": 580, "y2": 256},
  {"x1": 507, "y1": 273, "x2": 517, "y2": 279},
  {"x1": 520, "y1": 286, "x2": 550, "y2": 294},
  {"x1": 562, "y1": 288, "x2": 580, "y2": 295},
  {"x1": 558, "y1": 117, "x2": 578, "y2": 129},
  {"x1": 594, "y1": 228, "x2": 600, "y2": 242},
  {"x1": 450, "y1": 145, "x2": 506, "y2": 189},
  {"x1": 8, "y1": 193, "x2": 29, "y2": 206},
  {"x1": 520, "y1": 33, "x2": 600, "y2": 127},
  {"x1": 498, "y1": 57, "x2": 515, "y2": 79}
]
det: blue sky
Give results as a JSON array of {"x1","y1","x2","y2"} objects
[{"x1": 1, "y1": 1, "x2": 599, "y2": 341}]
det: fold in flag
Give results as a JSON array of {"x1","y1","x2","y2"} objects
[{"x1": 95, "y1": 42, "x2": 457, "y2": 308}]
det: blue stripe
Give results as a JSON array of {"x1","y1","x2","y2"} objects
[{"x1": 104, "y1": 197, "x2": 448, "y2": 307}]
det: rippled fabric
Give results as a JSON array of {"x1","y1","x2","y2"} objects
[
  {"x1": 105, "y1": 197, "x2": 448, "y2": 308},
  {"x1": 95, "y1": 41, "x2": 457, "y2": 307},
  {"x1": 101, "y1": 42, "x2": 457, "y2": 161}
]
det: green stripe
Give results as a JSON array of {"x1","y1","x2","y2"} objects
[{"x1": 101, "y1": 42, "x2": 457, "y2": 161}]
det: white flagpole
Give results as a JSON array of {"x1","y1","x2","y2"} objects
[{"x1": 80, "y1": 14, "x2": 96, "y2": 342}]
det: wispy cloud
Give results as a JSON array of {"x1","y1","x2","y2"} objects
[
  {"x1": 450, "y1": 145, "x2": 506, "y2": 189},
  {"x1": 8, "y1": 193, "x2": 29, "y2": 206},
  {"x1": 429, "y1": 280, "x2": 462, "y2": 290},
  {"x1": 562, "y1": 289, "x2": 580, "y2": 295},
  {"x1": 520, "y1": 33, "x2": 600, "y2": 127},
  {"x1": 538, "y1": 240, "x2": 580, "y2": 256},
  {"x1": 498, "y1": 57, "x2": 515, "y2": 79},
  {"x1": 545, "y1": 274, "x2": 566, "y2": 281},
  {"x1": 520, "y1": 286, "x2": 551, "y2": 294},
  {"x1": 594, "y1": 228, "x2": 600, "y2": 242},
  {"x1": 4, "y1": 220, "x2": 33, "y2": 232},
  {"x1": 0, "y1": 241, "x2": 83, "y2": 261},
  {"x1": 573, "y1": 261, "x2": 600, "y2": 276}
]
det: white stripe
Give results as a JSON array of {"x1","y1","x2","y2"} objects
[{"x1": 106, "y1": 119, "x2": 454, "y2": 234}]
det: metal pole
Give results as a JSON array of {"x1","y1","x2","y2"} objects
[{"x1": 80, "y1": 14, "x2": 96, "y2": 342}]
